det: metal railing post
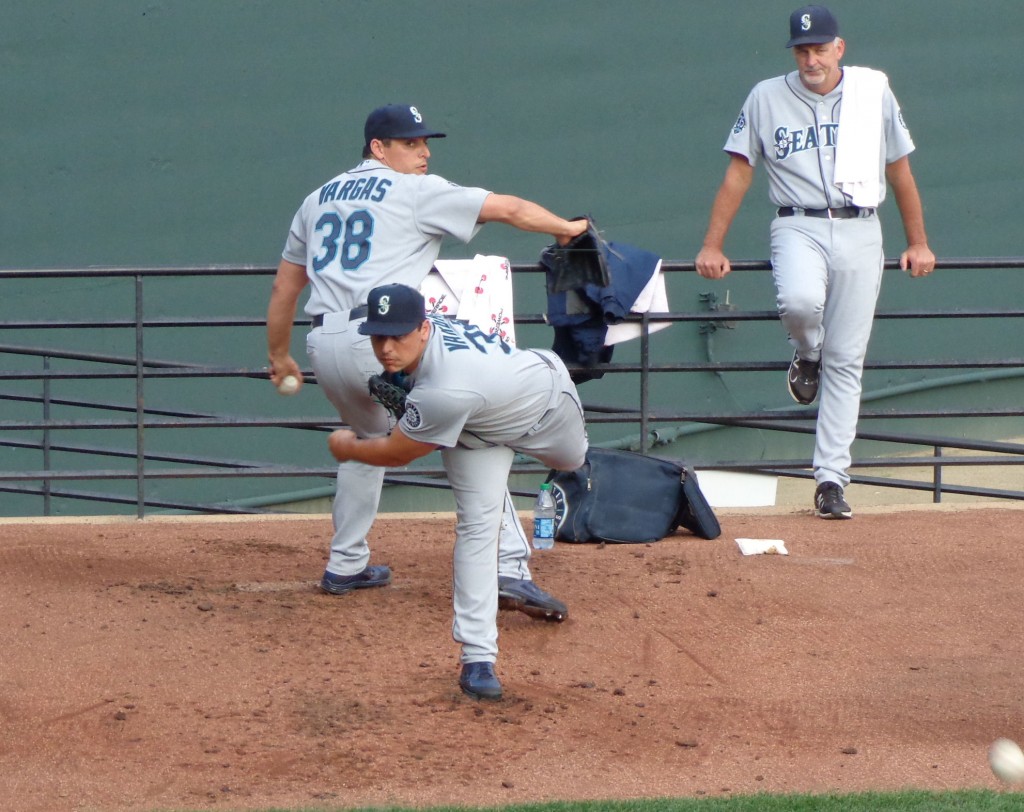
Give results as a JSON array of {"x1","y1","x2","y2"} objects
[
  {"x1": 134, "y1": 274, "x2": 146, "y2": 518},
  {"x1": 639, "y1": 312, "x2": 650, "y2": 454},
  {"x1": 933, "y1": 446, "x2": 943, "y2": 503},
  {"x1": 42, "y1": 355, "x2": 51, "y2": 515}
]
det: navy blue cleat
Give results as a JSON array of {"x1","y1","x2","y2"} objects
[
  {"x1": 498, "y1": 576, "x2": 567, "y2": 622},
  {"x1": 319, "y1": 565, "x2": 392, "y2": 595},
  {"x1": 459, "y1": 661, "x2": 503, "y2": 700}
]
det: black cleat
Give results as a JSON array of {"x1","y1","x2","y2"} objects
[
  {"x1": 787, "y1": 352, "x2": 821, "y2": 405},
  {"x1": 815, "y1": 482, "x2": 852, "y2": 519}
]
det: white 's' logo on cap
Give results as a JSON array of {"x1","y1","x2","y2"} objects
[
  {"x1": 801, "y1": 13, "x2": 812, "y2": 30},
  {"x1": 409, "y1": 106, "x2": 423, "y2": 123},
  {"x1": 377, "y1": 295, "x2": 391, "y2": 315}
]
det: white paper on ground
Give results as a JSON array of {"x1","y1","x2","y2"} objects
[{"x1": 735, "y1": 538, "x2": 789, "y2": 556}]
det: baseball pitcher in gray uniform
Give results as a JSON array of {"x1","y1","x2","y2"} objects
[
  {"x1": 695, "y1": 5, "x2": 936, "y2": 519},
  {"x1": 266, "y1": 104, "x2": 586, "y2": 607},
  {"x1": 329, "y1": 283, "x2": 589, "y2": 700}
]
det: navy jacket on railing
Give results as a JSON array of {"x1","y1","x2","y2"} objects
[{"x1": 540, "y1": 240, "x2": 662, "y2": 382}]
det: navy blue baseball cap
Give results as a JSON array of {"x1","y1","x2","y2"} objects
[
  {"x1": 359, "y1": 284, "x2": 427, "y2": 336},
  {"x1": 363, "y1": 104, "x2": 447, "y2": 146},
  {"x1": 786, "y1": 5, "x2": 840, "y2": 47}
]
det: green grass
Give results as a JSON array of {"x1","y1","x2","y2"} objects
[{"x1": 171, "y1": 789, "x2": 1024, "y2": 812}]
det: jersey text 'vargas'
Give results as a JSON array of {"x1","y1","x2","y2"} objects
[{"x1": 318, "y1": 176, "x2": 393, "y2": 205}]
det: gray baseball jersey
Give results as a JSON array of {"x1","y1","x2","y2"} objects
[
  {"x1": 724, "y1": 69, "x2": 915, "y2": 208},
  {"x1": 401, "y1": 318, "x2": 551, "y2": 448},
  {"x1": 395, "y1": 314, "x2": 587, "y2": 664},
  {"x1": 282, "y1": 159, "x2": 490, "y2": 316},
  {"x1": 288, "y1": 161, "x2": 538, "y2": 589}
]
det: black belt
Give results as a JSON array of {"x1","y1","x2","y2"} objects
[
  {"x1": 777, "y1": 206, "x2": 875, "y2": 219},
  {"x1": 311, "y1": 304, "x2": 367, "y2": 328}
]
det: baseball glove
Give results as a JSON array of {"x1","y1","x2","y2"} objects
[
  {"x1": 368, "y1": 372, "x2": 412, "y2": 421},
  {"x1": 542, "y1": 216, "x2": 612, "y2": 293}
]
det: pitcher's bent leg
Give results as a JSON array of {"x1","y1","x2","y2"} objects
[
  {"x1": 326, "y1": 461, "x2": 385, "y2": 575},
  {"x1": 308, "y1": 321, "x2": 392, "y2": 576}
]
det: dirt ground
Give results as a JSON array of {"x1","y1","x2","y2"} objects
[{"x1": 2, "y1": 502, "x2": 1024, "y2": 812}]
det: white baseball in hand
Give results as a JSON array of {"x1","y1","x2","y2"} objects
[
  {"x1": 277, "y1": 375, "x2": 300, "y2": 396},
  {"x1": 989, "y1": 738, "x2": 1024, "y2": 783}
]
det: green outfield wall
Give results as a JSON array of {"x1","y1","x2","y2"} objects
[
  {"x1": 2, "y1": 1, "x2": 1022, "y2": 515},
  {"x1": 4, "y1": 1, "x2": 1022, "y2": 266}
]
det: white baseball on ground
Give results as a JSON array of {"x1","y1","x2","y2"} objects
[
  {"x1": 277, "y1": 375, "x2": 300, "y2": 396},
  {"x1": 989, "y1": 738, "x2": 1024, "y2": 783}
]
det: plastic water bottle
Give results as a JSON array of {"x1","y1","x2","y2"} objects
[{"x1": 532, "y1": 483, "x2": 556, "y2": 550}]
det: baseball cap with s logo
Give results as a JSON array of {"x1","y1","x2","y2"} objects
[
  {"x1": 363, "y1": 104, "x2": 447, "y2": 146},
  {"x1": 786, "y1": 4, "x2": 840, "y2": 47},
  {"x1": 359, "y1": 284, "x2": 428, "y2": 336}
]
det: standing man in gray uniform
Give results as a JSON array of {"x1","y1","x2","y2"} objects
[
  {"x1": 267, "y1": 104, "x2": 586, "y2": 607},
  {"x1": 694, "y1": 5, "x2": 935, "y2": 519},
  {"x1": 329, "y1": 283, "x2": 589, "y2": 700}
]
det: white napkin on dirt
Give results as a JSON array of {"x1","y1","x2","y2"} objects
[{"x1": 736, "y1": 538, "x2": 789, "y2": 556}]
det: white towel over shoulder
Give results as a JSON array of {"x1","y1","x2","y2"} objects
[{"x1": 834, "y1": 66, "x2": 888, "y2": 208}]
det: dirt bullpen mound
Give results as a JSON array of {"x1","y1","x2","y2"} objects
[{"x1": 1, "y1": 504, "x2": 1022, "y2": 811}]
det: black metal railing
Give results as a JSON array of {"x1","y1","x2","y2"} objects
[{"x1": 2, "y1": 258, "x2": 1022, "y2": 516}]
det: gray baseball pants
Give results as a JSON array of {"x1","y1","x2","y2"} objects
[{"x1": 770, "y1": 213, "x2": 884, "y2": 488}]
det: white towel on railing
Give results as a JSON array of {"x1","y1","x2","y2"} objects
[
  {"x1": 833, "y1": 66, "x2": 888, "y2": 208},
  {"x1": 604, "y1": 258, "x2": 672, "y2": 346}
]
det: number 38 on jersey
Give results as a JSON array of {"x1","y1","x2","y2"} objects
[{"x1": 312, "y1": 210, "x2": 375, "y2": 272}]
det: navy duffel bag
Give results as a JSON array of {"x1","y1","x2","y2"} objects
[{"x1": 547, "y1": 447, "x2": 721, "y2": 544}]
